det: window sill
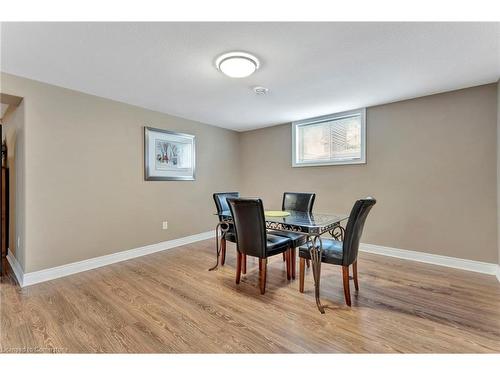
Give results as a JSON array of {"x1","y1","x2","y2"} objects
[{"x1": 292, "y1": 159, "x2": 366, "y2": 167}]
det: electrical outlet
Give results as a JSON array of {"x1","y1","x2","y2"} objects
[{"x1": 162, "y1": 221, "x2": 168, "y2": 230}]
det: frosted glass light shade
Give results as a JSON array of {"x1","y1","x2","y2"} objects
[{"x1": 216, "y1": 52, "x2": 260, "y2": 78}]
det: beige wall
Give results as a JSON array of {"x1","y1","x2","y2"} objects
[
  {"x1": 1, "y1": 73, "x2": 241, "y2": 273},
  {"x1": 240, "y1": 84, "x2": 498, "y2": 263},
  {"x1": 1, "y1": 72, "x2": 498, "y2": 273},
  {"x1": 1, "y1": 99, "x2": 26, "y2": 269}
]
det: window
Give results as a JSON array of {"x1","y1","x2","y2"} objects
[{"x1": 292, "y1": 108, "x2": 366, "y2": 167}]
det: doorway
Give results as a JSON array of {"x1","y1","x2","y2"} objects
[{"x1": 0, "y1": 93, "x2": 23, "y2": 276}]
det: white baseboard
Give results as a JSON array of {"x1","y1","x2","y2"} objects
[
  {"x1": 360, "y1": 243, "x2": 499, "y2": 276},
  {"x1": 5, "y1": 233, "x2": 499, "y2": 287},
  {"x1": 6, "y1": 252, "x2": 24, "y2": 286},
  {"x1": 8, "y1": 230, "x2": 214, "y2": 287}
]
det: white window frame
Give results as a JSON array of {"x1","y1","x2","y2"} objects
[{"x1": 292, "y1": 108, "x2": 366, "y2": 167}]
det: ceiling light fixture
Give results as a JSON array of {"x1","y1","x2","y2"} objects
[{"x1": 216, "y1": 52, "x2": 260, "y2": 78}]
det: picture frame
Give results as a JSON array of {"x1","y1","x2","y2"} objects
[{"x1": 144, "y1": 126, "x2": 196, "y2": 181}]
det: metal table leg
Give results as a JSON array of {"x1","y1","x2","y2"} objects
[
  {"x1": 309, "y1": 235, "x2": 325, "y2": 314},
  {"x1": 329, "y1": 224, "x2": 345, "y2": 241},
  {"x1": 209, "y1": 222, "x2": 229, "y2": 271}
]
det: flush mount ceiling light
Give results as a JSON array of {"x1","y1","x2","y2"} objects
[{"x1": 215, "y1": 52, "x2": 260, "y2": 78}]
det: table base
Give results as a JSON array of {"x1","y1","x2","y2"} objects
[
  {"x1": 308, "y1": 235, "x2": 325, "y2": 314},
  {"x1": 209, "y1": 222, "x2": 229, "y2": 271}
]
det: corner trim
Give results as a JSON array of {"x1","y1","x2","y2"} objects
[
  {"x1": 360, "y1": 243, "x2": 498, "y2": 276},
  {"x1": 14, "y1": 231, "x2": 215, "y2": 287},
  {"x1": 6, "y1": 252, "x2": 24, "y2": 286}
]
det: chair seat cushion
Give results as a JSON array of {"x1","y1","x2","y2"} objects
[
  {"x1": 298, "y1": 238, "x2": 344, "y2": 265},
  {"x1": 266, "y1": 234, "x2": 291, "y2": 257},
  {"x1": 223, "y1": 230, "x2": 236, "y2": 243},
  {"x1": 267, "y1": 230, "x2": 307, "y2": 248}
]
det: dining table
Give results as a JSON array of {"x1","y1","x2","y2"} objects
[{"x1": 210, "y1": 209, "x2": 349, "y2": 314}]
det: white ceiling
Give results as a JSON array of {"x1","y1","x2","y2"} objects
[{"x1": 1, "y1": 22, "x2": 499, "y2": 131}]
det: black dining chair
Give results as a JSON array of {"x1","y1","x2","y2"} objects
[
  {"x1": 227, "y1": 198, "x2": 292, "y2": 294},
  {"x1": 213, "y1": 192, "x2": 247, "y2": 273},
  {"x1": 268, "y1": 192, "x2": 316, "y2": 279},
  {"x1": 298, "y1": 197, "x2": 376, "y2": 306}
]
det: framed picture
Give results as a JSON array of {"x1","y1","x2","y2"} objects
[{"x1": 144, "y1": 126, "x2": 196, "y2": 181}]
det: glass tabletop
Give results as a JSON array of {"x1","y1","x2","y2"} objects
[{"x1": 216, "y1": 210, "x2": 349, "y2": 235}]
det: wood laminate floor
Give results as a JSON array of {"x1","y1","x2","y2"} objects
[{"x1": 1, "y1": 239, "x2": 500, "y2": 353}]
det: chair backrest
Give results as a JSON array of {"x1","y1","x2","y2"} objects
[
  {"x1": 282, "y1": 192, "x2": 316, "y2": 213},
  {"x1": 227, "y1": 198, "x2": 267, "y2": 258},
  {"x1": 213, "y1": 192, "x2": 239, "y2": 221},
  {"x1": 342, "y1": 197, "x2": 376, "y2": 266}
]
